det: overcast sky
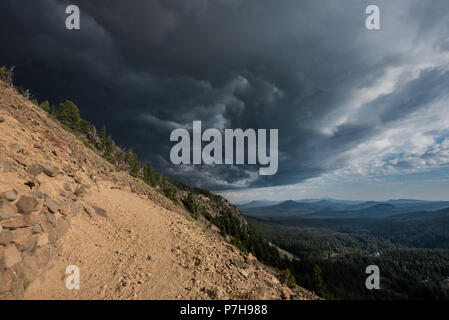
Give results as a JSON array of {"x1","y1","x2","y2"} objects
[{"x1": 1, "y1": 0, "x2": 449, "y2": 203}]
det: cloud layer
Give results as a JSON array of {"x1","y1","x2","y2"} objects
[{"x1": 1, "y1": 0, "x2": 449, "y2": 192}]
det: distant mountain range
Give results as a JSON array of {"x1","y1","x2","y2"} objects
[
  {"x1": 236, "y1": 198, "x2": 365, "y2": 210},
  {"x1": 239, "y1": 198, "x2": 449, "y2": 219},
  {"x1": 236, "y1": 200, "x2": 283, "y2": 210}
]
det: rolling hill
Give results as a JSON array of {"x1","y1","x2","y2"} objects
[{"x1": 242, "y1": 199, "x2": 449, "y2": 219}]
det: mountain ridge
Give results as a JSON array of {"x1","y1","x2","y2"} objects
[{"x1": 242, "y1": 198, "x2": 449, "y2": 219}]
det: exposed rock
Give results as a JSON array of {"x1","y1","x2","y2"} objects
[
  {"x1": 8, "y1": 143, "x2": 21, "y2": 153},
  {"x1": 16, "y1": 195, "x2": 39, "y2": 214},
  {"x1": 46, "y1": 212, "x2": 57, "y2": 227},
  {"x1": 3, "y1": 189, "x2": 18, "y2": 202},
  {"x1": 239, "y1": 269, "x2": 250, "y2": 279},
  {"x1": 1, "y1": 212, "x2": 40, "y2": 229},
  {"x1": 27, "y1": 164, "x2": 43, "y2": 177},
  {"x1": 11, "y1": 227, "x2": 37, "y2": 252},
  {"x1": 20, "y1": 254, "x2": 40, "y2": 283},
  {"x1": 60, "y1": 200, "x2": 81, "y2": 216},
  {"x1": 34, "y1": 245, "x2": 51, "y2": 268},
  {"x1": 281, "y1": 287, "x2": 293, "y2": 300},
  {"x1": 48, "y1": 229, "x2": 57, "y2": 244},
  {"x1": 55, "y1": 217, "x2": 70, "y2": 240},
  {"x1": 11, "y1": 277, "x2": 24, "y2": 298},
  {"x1": 231, "y1": 256, "x2": 246, "y2": 269},
  {"x1": 1, "y1": 216, "x2": 25, "y2": 229},
  {"x1": 31, "y1": 224, "x2": 42, "y2": 234},
  {"x1": 37, "y1": 233, "x2": 49, "y2": 247},
  {"x1": 0, "y1": 202, "x2": 17, "y2": 221},
  {"x1": 39, "y1": 219, "x2": 50, "y2": 233},
  {"x1": 41, "y1": 163, "x2": 59, "y2": 177},
  {"x1": 24, "y1": 213, "x2": 41, "y2": 226},
  {"x1": 0, "y1": 244, "x2": 4, "y2": 260},
  {"x1": 4, "y1": 244, "x2": 22, "y2": 268},
  {"x1": 37, "y1": 183, "x2": 52, "y2": 197},
  {"x1": 245, "y1": 253, "x2": 257, "y2": 264},
  {"x1": 0, "y1": 228, "x2": 12, "y2": 245},
  {"x1": 0, "y1": 270, "x2": 14, "y2": 294},
  {"x1": 92, "y1": 206, "x2": 107, "y2": 217},
  {"x1": 44, "y1": 198, "x2": 59, "y2": 214},
  {"x1": 31, "y1": 190, "x2": 44, "y2": 199},
  {"x1": 69, "y1": 201, "x2": 83, "y2": 216},
  {"x1": 84, "y1": 206, "x2": 97, "y2": 220}
]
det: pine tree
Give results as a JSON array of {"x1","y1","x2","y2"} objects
[
  {"x1": 39, "y1": 100, "x2": 50, "y2": 113},
  {"x1": 312, "y1": 264, "x2": 327, "y2": 298},
  {"x1": 79, "y1": 119, "x2": 93, "y2": 134},
  {"x1": 143, "y1": 162, "x2": 156, "y2": 187},
  {"x1": 55, "y1": 100, "x2": 81, "y2": 130},
  {"x1": 185, "y1": 192, "x2": 198, "y2": 218},
  {"x1": 128, "y1": 148, "x2": 140, "y2": 177},
  {"x1": 281, "y1": 268, "x2": 297, "y2": 289},
  {"x1": 103, "y1": 135, "x2": 115, "y2": 163},
  {"x1": 100, "y1": 125, "x2": 107, "y2": 150},
  {"x1": 106, "y1": 135, "x2": 114, "y2": 155}
]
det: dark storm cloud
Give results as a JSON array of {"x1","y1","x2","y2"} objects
[{"x1": 1, "y1": 0, "x2": 449, "y2": 190}]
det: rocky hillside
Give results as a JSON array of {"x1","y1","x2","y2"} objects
[{"x1": 0, "y1": 75, "x2": 319, "y2": 300}]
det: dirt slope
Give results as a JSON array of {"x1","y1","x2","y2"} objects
[{"x1": 0, "y1": 80, "x2": 318, "y2": 300}]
